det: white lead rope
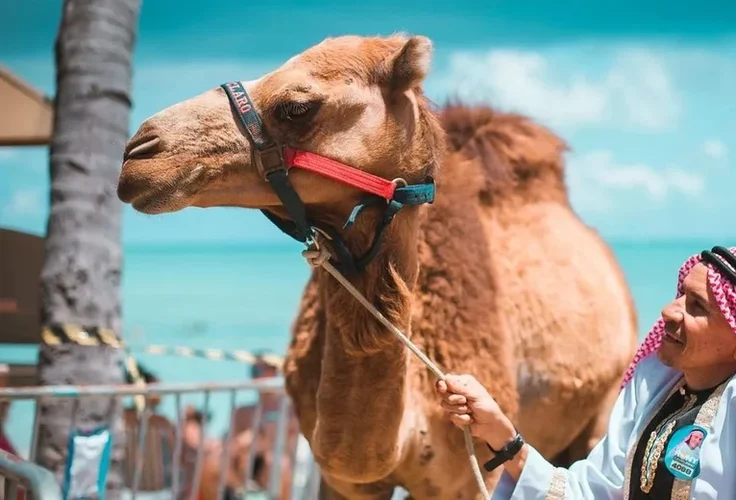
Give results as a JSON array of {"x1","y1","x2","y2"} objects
[{"x1": 302, "y1": 243, "x2": 491, "y2": 500}]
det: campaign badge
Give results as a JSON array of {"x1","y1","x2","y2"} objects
[{"x1": 664, "y1": 424, "x2": 707, "y2": 480}]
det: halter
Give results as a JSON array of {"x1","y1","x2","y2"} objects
[{"x1": 220, "y1": 81, "x2": 436, "y2": 275}]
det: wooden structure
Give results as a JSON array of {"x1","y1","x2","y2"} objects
[
  {"x1": 0, "y1": 229, "x2": 45, "y2": 387},
  {"x1": 0, "y1": 65, "x2": 53, "y2": 146},
  {"x1": 0, "y1": 229, "x2": 45, "y2": 345},
  {"x1": 0, "y1": 66, "x2": 53, "y2": 387}
]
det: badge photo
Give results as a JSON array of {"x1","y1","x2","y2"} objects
[{"x1": 664, "y1": 424, "x2": 708, "y2": 480}]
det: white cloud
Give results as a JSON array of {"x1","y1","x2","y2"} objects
[
  {"x1": 442, "y1": 51, "x2": 608, "y2": 127},
  {"x1": 4, "y1": 188, "x2": 44, "y2": 215},
  {"x1": 605, "y1": 50, "x2": 680, "y2": 130},
  {"x1": 703, "y1": 139, "x2": 728, "y2": 161},
  {"x1": 436, "y1": 47, "x2": 680, "y2": 131},
  {"x1": 567, "y1": 151, "x2": 705, "y2": 212}
]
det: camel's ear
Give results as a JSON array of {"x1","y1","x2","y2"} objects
[{"x1": 378, "y1": 36, "x2": 433, "y2": 93}]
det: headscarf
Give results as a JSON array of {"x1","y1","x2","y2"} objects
[{"x1": 620, "y1": 246, "x2": 736, "y2": 389}]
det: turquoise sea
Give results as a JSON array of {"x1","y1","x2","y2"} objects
[{"x1": 1, "y1": 239, "x2": 725, "y2": 457}]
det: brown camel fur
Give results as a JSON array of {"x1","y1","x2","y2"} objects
[{"x1": 117, "y1": 34, "x2": 638, "y2": 499}]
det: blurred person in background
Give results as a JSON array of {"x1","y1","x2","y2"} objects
[
  {"x1": 122, "y1": 363, "x2": 175, "y2": 500},
  {"x1": 220, "y1": 353, "x2": 300, "y2": 499}
]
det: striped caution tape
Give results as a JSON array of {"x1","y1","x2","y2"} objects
[
  {"x1": 42, "y1": 324, "x2": 148, "y2": 412},
  {"x1": 42, "y1": 324, "x2": 123, "y2": 349},
  {"x1": 41, "y1": 324, "x2": 284, "y2": 368},
  {"x1": 41, "y1": 324, "x2": 285, "y2": 412},
  {"x1": 123, "y1": 352, "x2": 148, "y2": 414},
  {"x1": 130, "y1": 344, "x2": 284, "y2": 369}
]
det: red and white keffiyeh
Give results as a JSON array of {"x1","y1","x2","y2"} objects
[{"x1": 621, "y1": 246, "x2": 736, "y2": 389}]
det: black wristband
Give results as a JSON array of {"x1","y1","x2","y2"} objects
[{"x1": 483, "y1": 430, "x2": 525, "y2": 472}]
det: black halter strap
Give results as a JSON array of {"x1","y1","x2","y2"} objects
[
  {"x1": 701, "y1": 246, "x2": 736, "y2": 286},
  {"x1": 221, "y1": 81, "x2": 314, "y2": 244}
]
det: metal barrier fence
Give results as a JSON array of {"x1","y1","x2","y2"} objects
[
  {"x1": 0, "y1": 378, "x2": 322, "y2": 500},
  {"x1": 0, "y1": 448, "x2": 61, "y2": 500}
]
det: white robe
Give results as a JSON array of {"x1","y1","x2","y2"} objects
[{"x1": 492, "y1": 355, "x2": 736, "y2": 499}]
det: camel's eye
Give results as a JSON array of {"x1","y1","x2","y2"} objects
[{"x1": 277, "y1": 100, "x2": 321, "y2": 123}]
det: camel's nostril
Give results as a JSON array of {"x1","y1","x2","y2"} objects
[{"x1": 124, "y1": 136, "x2": 161, "y2": 161}]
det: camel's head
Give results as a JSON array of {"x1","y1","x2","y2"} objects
[{"x1": 117, "y1": 34, "x2": 443, "y2": 230}]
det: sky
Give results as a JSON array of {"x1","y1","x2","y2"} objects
[{"x1": 1, "y1": 0, "x2": 734, "y2": 245}]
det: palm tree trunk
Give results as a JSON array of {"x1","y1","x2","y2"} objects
[{"x1": 35, "y1": 0, "x2": 141, "y2": 497}]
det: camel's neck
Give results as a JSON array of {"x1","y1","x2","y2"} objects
[{"x1": 310, "y1": 212, "x2": 420, "y2": 482}]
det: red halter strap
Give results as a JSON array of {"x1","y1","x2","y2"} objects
[{"x1": 283, "y1": 147, "x2": 397, "y2": 200}]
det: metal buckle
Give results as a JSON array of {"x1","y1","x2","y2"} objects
[{"x1": 254, "y1": 143, "x2": 286, "y2": 178}]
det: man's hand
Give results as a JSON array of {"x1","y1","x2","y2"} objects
[{"x1": 436, "y1": 373, "x2": 516, "y2": 450}]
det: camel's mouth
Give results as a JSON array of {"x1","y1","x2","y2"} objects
[
  {"x1": 118, "y1": 159, "x2": 209, "y2": 215},
  {"x1": 118, "y1": 154, "x2": 293, "y2": 214}
]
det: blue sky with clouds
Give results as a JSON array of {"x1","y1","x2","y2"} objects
[{"x1": 1, "y1": 0, "x2": 734, "y2": 245}]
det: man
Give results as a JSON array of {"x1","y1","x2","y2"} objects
[
  {"x1": 122, "y1": 364, "x2": 176, "y2": 499},
  {"x1": 437, "y1": 246, "x2": 736, "y2": 499},
  {"x1": 222, "y1": 353, "x2": 300, "y2": 499},
  {"x1": 231, "y1": 353, "x2": 284, "y2": 439},
  {"x1": 670, "y1": 428, "x2": 705, "y2": 460}
]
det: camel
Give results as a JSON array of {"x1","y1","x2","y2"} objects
[{"x1": 117, "y1": 34, "x2": 638, "y2": 499}]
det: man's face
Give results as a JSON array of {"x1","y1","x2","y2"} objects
[
  {"x1": 657, "y1": 263, "x2": 736, "y2": 371},
  {"x1": 688, "y1": 431, "x2": 704, "y2": 448}
]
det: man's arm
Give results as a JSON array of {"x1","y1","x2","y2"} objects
[{"x1": 488, "y1": 376, "x2": 641, "y2": 500}]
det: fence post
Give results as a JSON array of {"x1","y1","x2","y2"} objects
[{"x1": 0, "y1": 449, "x2": 62, "y2": 500}]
